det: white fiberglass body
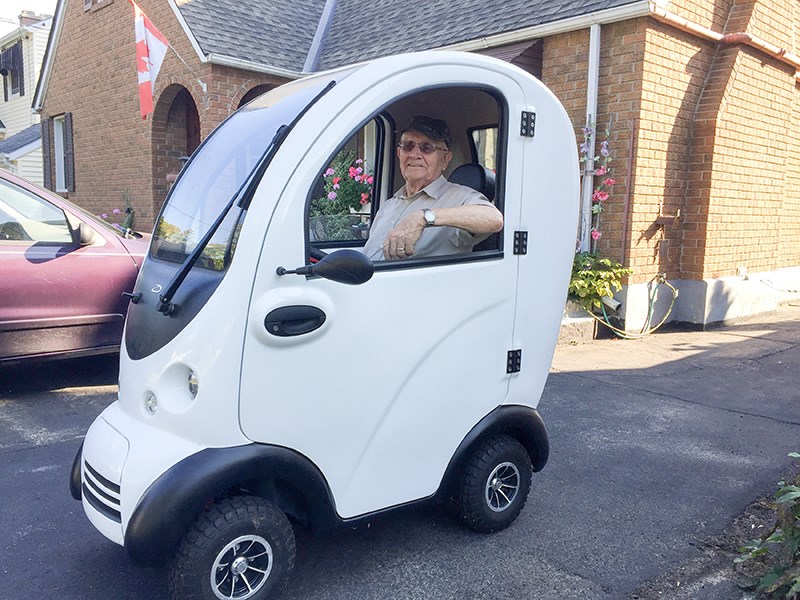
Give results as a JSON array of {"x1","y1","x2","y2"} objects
[{"x1": 72, "y1": 51, "x2": 579, "y2": 593}]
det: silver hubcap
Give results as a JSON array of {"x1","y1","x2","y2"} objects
[
  {"x1": 485, "y1": 461, "x2": 520, "y2": 512},
  {"x1": 211, "y1": 535, "x2": 273, "y2": 600}
]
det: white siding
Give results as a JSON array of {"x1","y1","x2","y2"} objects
[
  {"x1": 15, "y1": 147, "x2": 44, "y2": 186},
  {"x1": 0, "y1": 24, "x2": 50, "y2": 135},
  {"x1": 0, "y1": 21, "x2": 50, "y2": 185}
]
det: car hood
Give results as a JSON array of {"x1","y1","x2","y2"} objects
[{"x1": 117, "y1": 232, "x2": 151, "y2": 268}]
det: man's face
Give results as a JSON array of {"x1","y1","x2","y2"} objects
[{"x1": 397, "y1": 131, "x2": 452, "y2": 192}]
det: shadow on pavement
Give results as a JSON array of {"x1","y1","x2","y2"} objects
[{"x1": 0, "y1": 354, "x2": 119, "y2": 397}]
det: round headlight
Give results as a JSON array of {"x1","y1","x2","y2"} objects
[{"x1": 144, "y1": 390, "x2": 158, "y2": 415}]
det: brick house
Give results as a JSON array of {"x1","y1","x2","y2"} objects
[
  {"x1": 0, "y1": 10, "x2": 51, "y2": 185},
  {"x1": 34, "y1": 0, "x2": 800, "y2": 329}
]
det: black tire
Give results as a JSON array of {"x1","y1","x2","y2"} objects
[
  {"x1": 168, "y1": 496, "x2": 295, "y2": 600},
  {"x1": 455, "y1": 434, "x2": 532, "y2": 533}
]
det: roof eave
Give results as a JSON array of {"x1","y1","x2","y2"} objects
[
  {"x1": 440, "y1": 0, "x2": 651, "y2": 52},
  {"x1": 5, "y1": 138, "x2": 42, "y2": 161},
  {"x1": 207, "y1": 53, "x2": 303, "y2": 79},
  {"x1": 167, "y1": 0, "x2": 208, "y2": 63},
  {"x1": 32, "y1": 0, "x2": 65, "y2": 112}
]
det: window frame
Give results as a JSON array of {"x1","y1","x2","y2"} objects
[
  {"x1": 302, "y1": 84, "x2": 509, "y2": 271},
  {"x1": 305, "y1": 115, "x2": 388, "y2": 254},
  {"x1": 53, "y1": 115, "x2": 66, "y2": 192}
]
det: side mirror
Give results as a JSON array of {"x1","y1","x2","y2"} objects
[
  {"x1": 277, "y1": 249, "x2": 374, "y2": 285},
  {"x1": 78, "y1": 223, "x2": 98, "y2": 246}
]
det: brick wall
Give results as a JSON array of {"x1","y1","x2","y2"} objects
[
  {"x1": 635, "y1": 20, "x2": 717, "y2": 282},
  {"x1": 41, "y1": 0, "x2": 285, "y2": 229},
  {"x1": 543, "y1": 1, "x2": 800, "y2": 286},
  {"x1": 542, "y1": 21, "x2": 646, "y2": 276}
]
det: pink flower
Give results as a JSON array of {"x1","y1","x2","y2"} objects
[
  {"x1": 355, "y1": 159, "x2": 363, "y2": 164},
  {"x1": 592, "y1": 190, "x2": 609, "y2": 202},
  {"x1": 595, "y1": 166, "x2": 607, "y2": 176},
  {"x1": 591, "y1": 229, "x2": 602, "y2": 240},
  {"x1": 327, "y1": 192, "x2": 337, "y2": 200},
  {"x1": 324, "y1": 168, "x2": 335, "y2": 176},
  {"x1": 333, "y1": 177, "x2": 340, "y2": 185},
  {"x1": 602, "y1": 178, "x2": 616, "y2": 187},
  {"x1": 354, "y1": 175, "x2": 362, "y2": 182},
  {"x1": 333, "y1": 183, "x2": 340, "y2": 189},
  {"x1": 112, "y1": 208, "x2": 121, "y2": 215},
  {"x1": 367, "y1": 176, "x2": 374, "y2": 184},
  {"x1": 360, "y1": 193, "x2": 369, "y2": 201},
  {"x1": 348, "y1": 167, "x2": 357, "y2": 177}
]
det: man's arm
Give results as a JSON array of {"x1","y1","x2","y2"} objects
[{"x1": 383, "y1": 204, "x2": 503, "y2": 260}]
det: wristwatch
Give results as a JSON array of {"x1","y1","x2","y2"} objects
[{"x1": 422, "y1": 208, "x2": 437, "y2": 226}]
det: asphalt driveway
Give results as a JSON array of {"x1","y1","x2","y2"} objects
[{"x1": 1, "y1": 304, "x2": 798, "y2": 599}]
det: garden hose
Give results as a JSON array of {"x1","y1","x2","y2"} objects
[{"x1": 589, "y1": 274, "x2": 678, "y2": 340}]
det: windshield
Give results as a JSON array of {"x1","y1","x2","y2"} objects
[{"x1": 150, "y1": 73, "x2": 348, "y2": 271}]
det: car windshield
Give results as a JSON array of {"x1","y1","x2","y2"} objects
[{"x1": 151, "y1": 71, "x2": 351, "y2": 271}]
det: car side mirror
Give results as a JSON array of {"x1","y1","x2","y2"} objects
[
  {"x1": 78, "y1": 223, "x2": 98, "y2": 246},
  {"x1": 277, "y1": 249, "x2": 374, "y2": 285}
]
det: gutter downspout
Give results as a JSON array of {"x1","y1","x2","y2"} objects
[
  {"x1": 580, "y1": 23, "x2": 601, "y2": 252},
  {"x1": 649, "y1": 3, "x2": 800, "y2": 81}
]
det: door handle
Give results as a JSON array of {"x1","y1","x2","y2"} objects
[{"x1": 264, "y1": 305, "x2": 327, "y2": 337}]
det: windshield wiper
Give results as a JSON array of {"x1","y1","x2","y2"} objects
[
  {"x1": 155, "y1": 79, "x2": 337, "y2": 315},
  {"x1": 156, "y1": 126, "x2": 288, "y2": 315}
]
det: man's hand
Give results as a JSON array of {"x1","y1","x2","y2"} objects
[{"x1": 383, "y1": 212, "x2": 426, "y2": 260}]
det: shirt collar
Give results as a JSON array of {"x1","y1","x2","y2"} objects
[{"x1": 397, "y1": 175, "x2": 448, "y2": 200}]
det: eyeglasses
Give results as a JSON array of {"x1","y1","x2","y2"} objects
[{"x1": 397, "y1": 140, "x2": 449, "y2": 154}]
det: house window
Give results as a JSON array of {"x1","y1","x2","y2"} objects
[
  {"x1": 53, "y1": 116, "x2": 66, "y2": 191},
  {"x1": 0, "y1": 42, "x2": 24, "y2": 101},
  {"x1": 51, "y1": 113, "x2": 75, "y2": 193}
]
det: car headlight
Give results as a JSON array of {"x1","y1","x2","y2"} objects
[
  {"x1": 187, "y1": 369, "x2": 199, "y2": 399},
  {"x1": 144, "y1": 390, "x2": 158, "y2": 415}
]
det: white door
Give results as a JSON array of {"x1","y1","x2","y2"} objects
[{"x1": 240, "y1": 64, "x2": 529, "y2": 518}]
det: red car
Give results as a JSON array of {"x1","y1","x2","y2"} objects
[{"x1": 0, "y1": 170, "x2": 149, "y2": 363}]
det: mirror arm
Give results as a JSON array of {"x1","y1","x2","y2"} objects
[{"x1": 276, "y1": 265, "x2": 313, "y2": 276}]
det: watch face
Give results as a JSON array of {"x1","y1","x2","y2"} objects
[{"x1": 424, "y1": 209, "x2": 436, "y2": 225}]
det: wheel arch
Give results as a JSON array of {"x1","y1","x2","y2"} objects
[
  {"x1": 124, "y1": 444, "x2": 337, "y2": 565},
  {"x1": 436, "y1": 404, "x2": 549, "y2": 500}
]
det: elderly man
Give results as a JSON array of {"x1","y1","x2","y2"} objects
[{"x1": 363, "y1": 116, "x2": 504, "y2": 261}]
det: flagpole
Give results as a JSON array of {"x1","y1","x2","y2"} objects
[{"x1": 167, "y1": 43, "x2": 207, "y2": 93}]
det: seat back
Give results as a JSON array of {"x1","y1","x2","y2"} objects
[
  {"x1": 449, "y1": 163, "x2": 499, "y2": 251},
  {"x1": 449, "y1": 163, "x2": 496, "y2": 202}
]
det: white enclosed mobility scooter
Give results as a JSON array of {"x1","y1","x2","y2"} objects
[{"x1": 70, "y1": 51, "x2": 579, "y2": 599}]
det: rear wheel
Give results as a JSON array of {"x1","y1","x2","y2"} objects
[
  {"x1": 455, "y1": 434, "x2": 532, "y2": 533},
  {"x1": 169, "y1": 496, "x2": 295, "y2": 600}
]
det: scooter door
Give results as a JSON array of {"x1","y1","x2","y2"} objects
[{"x1": 240, "y1": 59, "x2": 526, "y2": 519}]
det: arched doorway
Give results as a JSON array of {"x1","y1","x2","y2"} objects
[
  {"x1": 151, "y1": 85, "x2": 201, "y2": 212},
  {"x1": 238, "y1": 84, "x2": 274, "y2": 109}
]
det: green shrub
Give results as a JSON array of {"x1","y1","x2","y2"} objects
[
  {"x1": 736, "y1": 452, "x2": 800, "y2": 598},
  {"x1": 568, "y1": 252, "x2": 632, "y2": 312}
]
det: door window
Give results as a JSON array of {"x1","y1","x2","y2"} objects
[
  {"x1": 309, "y1": 119, "x2": 382, "y2": 246},
  {"x1": 0, "y1": 179, "x2": 72, "y2": 243},
  {"x1": 305, "y1": 86, "x2": 506, "y2": 264},
  {"x1": 470, "y1": 125, "x2": 499, "y2": 171}
]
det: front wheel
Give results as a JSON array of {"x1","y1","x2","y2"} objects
[
  {"x1": 455, "y1": 434, "x2": 532, "y2": 533},
  {"x1": 169, "y1": 496, "x2": 295, "y2": 600}
]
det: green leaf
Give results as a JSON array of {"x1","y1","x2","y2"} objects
[{"x1": 776, "y1": 490, "x2": 800, "y2": 503}]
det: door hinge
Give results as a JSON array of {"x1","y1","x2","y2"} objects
[
  {"x1": 513, "y1": 231, "x2": 528, "y2": 255},
  {"x1": 520, "y1": 111, "x2": 536, "y2": 137},
  {"x1": 507, "y1": 349, "x2": 522, "y2": 373}
]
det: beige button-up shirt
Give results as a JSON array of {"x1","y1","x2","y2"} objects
[{"x1": 363, "y1": 176, "x2": 493, "y2": 261}]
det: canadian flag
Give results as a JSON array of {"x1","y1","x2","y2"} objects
[{"x1": 130, "y1": 0, "x2": 168, "y2": 119}]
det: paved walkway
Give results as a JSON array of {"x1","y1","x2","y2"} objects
[{"x1": 541, "y1": 302, "x2": 800, "y2": 598}]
